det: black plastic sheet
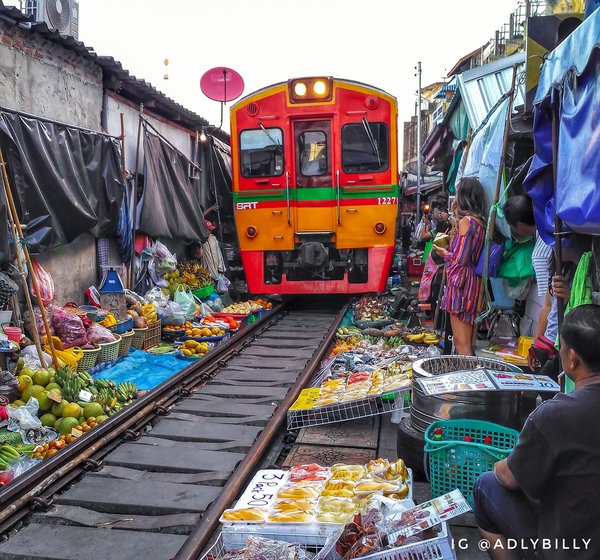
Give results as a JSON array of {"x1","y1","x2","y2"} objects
[
  {"x1": 207, "y1": 136, "x2": 233, "y2": 221},
  {"x1": 0, "y1": 111, "x2": 125, "y2": 256},
  {"x1": 139, "y1": 128, "x2": 208, "y2": 243}
]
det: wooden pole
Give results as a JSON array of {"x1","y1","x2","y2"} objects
[
  {"x1": 0, "y1": 148, "x2": 58, "y2": 367},
  {"x1": 8, "y1": 219, "x2": 47, "y2": 368},
  {"x1": 128, "y1": 106, "x2": 143, "y2": 290},
  {"x1": 472, "y1": 64, "x2": 519, "y2": 350},
  {"x1": 551, "y1": 93, "x2": 565, "y2": 329}
]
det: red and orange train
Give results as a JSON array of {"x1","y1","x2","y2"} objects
[{"x1": 230, "y1": 76, "x2": 399, "y2": 294}]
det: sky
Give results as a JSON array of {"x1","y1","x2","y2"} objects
[{"x1": 7, "y1": 0, "x2": 519, "y2": 129}]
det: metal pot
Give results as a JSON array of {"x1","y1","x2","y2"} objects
[{"x1": 410, "y1": 356, "x2": 528, "y2": 433}]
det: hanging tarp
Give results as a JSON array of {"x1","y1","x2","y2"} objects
[
  {"x1": 206, "y1": 136, "x2": 233, "y2": 220},
  {"x1": 0, "y1": 111, "x2": 125, "y2": 255},
  {"x1": 524, "y1": 9, "x2": 600, "y2": 244},
  {"x1": 457, "y1": 97, "x2": 511, "y2": 239},
  {"x1": 138, "y1": 126, "x2": 208, "y2": 243}
]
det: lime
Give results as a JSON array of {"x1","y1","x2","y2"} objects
[
  {"x1": 96, "y1": 415, "x2": 108, "y2": 424},
  {"x1": 51, "y1": 399, "x2": 67, "y2": 417},
  {"x1": 83, "y1": 402, "x2": 103, "y2": 419},
  {"x1": 40, "y1": 413, "x2": 57, "y2": 427},
  {"x1": 46, "y1": 383, "x2": 61, "y2": 392},
  {"x1": 37, "y1": 391, "x2": 53, "y2": 411},
  {"x1": 32, "y1": 370, "x2": 51, "y2": 387},
  {"x1": 58, "y1": 417, "x2": 79, "y2": 435}
]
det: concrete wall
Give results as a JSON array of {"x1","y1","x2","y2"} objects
[{"x1": 0, "y1": 19, "x2": 104, "y2": 304}]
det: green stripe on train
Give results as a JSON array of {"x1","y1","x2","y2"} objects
[{"x1": 234, "y1": 184, "x2": 399, "y2": 202}]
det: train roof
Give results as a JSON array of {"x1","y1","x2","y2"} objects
[{"x1": 232, "y1": 77, "x2": 396, "y2": 109}]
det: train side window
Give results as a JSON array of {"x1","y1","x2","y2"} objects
[
  {"x1": 341, "y1": 122, "x2": 389, "y2": 173},
  {"x1": 298, "y1": 131, "x2": 328, "y2": 177},
  {"x1": 240, "y1": 128, "x2": 284, "y2": 177}
]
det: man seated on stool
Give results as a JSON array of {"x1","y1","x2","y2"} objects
[{"x1": 473, "y1": 304, "x2": 600, "y2": 560}]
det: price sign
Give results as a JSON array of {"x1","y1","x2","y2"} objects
[{"x1": 289, "y1": 388, "x2": 321, "y2": 411}]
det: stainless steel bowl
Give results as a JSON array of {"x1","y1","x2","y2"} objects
[{"x1": 410, "y1": 356, "x2": 526, "y2": 433}]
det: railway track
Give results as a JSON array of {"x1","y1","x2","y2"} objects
[{"x1": 0, "y1": 297, "x2": 348, "y2": 560}]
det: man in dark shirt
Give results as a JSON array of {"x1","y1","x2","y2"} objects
[{"x1": 473, "y1": 304, "x2": 600, "y2": 559}]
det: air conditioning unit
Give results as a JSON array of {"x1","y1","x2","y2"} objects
[{"x1": 25, "y1": 0, "x2": 79, "y2": 41}]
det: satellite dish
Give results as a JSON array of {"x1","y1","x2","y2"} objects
[{"x1": 200, "y1": 67, "x2": 245, "y2": 102}]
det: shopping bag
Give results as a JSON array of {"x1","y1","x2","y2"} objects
[
  {"x1": 30, "y1": 259, "x2": 54, "y2": 305},
  {"x1": 173, "y1": 285, "x2": 196, "y2": 320}
]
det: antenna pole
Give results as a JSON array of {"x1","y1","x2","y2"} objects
[{"x1": 416, "y1": 61, "x2": 423, "y2": 223}]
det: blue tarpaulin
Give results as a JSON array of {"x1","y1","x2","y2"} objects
[
  {"x1": 93, "y1": 349, "x2": 187, "y2": 390},
  {"x1": 524, "y1": 9, "x2": 600, "y2": 244}
]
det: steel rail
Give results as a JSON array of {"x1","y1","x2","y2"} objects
[
  {"x1": 174, "y1": 301, "x2": 349, "y2": 560},
  {"x1": 0, "y1": 303, "x2": 288, "y2": 533}
]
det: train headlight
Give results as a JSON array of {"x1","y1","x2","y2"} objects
[
  {"x1": 374, "y1": 222, "x2": 386, "y2": 234},
  {"x1": 246, "y1": 226, "x2": 258, "y2": 238},
  {"x1": 289, "y1": 77, "x2": 332, "y2": 102},
  {"x1": 313, "y1": 80, "x2": 327, "y2": 95},
  {"x1": 294, "y1": 82, "x2": 307, "y2": 97}
]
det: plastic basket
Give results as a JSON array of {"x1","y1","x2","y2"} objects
[
  {"x1": 424, "y1": 419, "x2": 519, "y2": 507},
  {"x1": 143, "y1": 320, "x2": 162, "y2": 350},
  {"x1": 131, "y1": 327, "x2": 148, "y2": 350},
  {"x1": 97, "y1": 334, "x2": 121, "y2": 364},
  {"x1": 117, "y1": 330, "x2": 134, "y2": 358},
  {"x1": 77, "y1": 347, "x2": 100, "y2": 372},
  {"x1": 192, "y1": 284, "x2": 215, "y2": 299},
  {"x1": 109, "y1": 317, "x2": 134, "y2": 335}
]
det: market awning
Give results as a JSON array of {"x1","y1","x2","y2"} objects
[
  {"x1": 403, "y1": 180, "x2": 444, "y2": 197},
  {"x1": 457, "y1": 52, "x2": 525, "y2": 129},
  {"x1": 534, "y1": 10, "x2": 600, "y2": 105},
  {"x1": 524, "y1": 9, "x2": 600, "y2": 245}
]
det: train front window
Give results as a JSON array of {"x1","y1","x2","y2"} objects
[
  {"x1": 341, "y1": 122, "x2": 389, "y2": 173},
  {"x1": 298, "y1": 131, "x2": 328, "y2": 177},
  {"x1": 240, "y1": 128, "x2": 284, "y2": 177}
]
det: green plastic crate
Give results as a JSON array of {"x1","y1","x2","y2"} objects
[
  {"x1": 192, "y1": 284, "x2": 215, "y2": 299},
  {"x1": 424, "y1": 419, "x2": 519, "y2": 507}
]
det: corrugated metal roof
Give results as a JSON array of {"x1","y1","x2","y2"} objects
[
  {"x1": 0, "y1": 2, "x2": 229, "y2": 143},
  {"x1": 457, "y1": 52, "x2": 526, "y2": 128}
]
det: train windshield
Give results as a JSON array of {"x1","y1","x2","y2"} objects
[
  {"x1": 239, "y1": 128, "x2": 284, "y2": 177},
  {"x1": 341, "y1": 122, "x2": 389, "y2": 173}
]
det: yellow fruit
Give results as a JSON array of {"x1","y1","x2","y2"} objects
[
  {"x1": 184, "y1": 340, "x2": 196, "y2": 349},
  {"x1": 182, "y1": 349, "x2": 192, "y2": 356},
  {"x1": 18, "y1": 375, "x2": 33, "y2": 393},
  {"x1": 185, "y1": 330, "x2": 192, "y2": 336},
  {"x1": 62, "y1": 403, "x2": 83, "y2": 419}
]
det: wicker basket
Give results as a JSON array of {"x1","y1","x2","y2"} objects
[
  {"x1": 77, "y1": 347, "x2": 101, "y2": 372},
  {"x1": 131, "y1": 327, "x2": 148, "y2": 350},
  {"x1": 97, "y1": 334, "x2": 121, "y2": 363},
  {"x1": 142, "y1": 320, "x2": 162, "y2": 350},
  {"x1": 118, "y1": 330, "x2": 135, "y2": 358}
]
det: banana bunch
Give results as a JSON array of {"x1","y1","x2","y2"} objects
[
  {"x1": 54, "y1": 365, "x2": 77, "y2": 388},
  {"x1": 141, "y1": 304, "x2": 157, "y2": 324},
  {"x1": 94, "y1": 387, "x2": 118, "y2": 415},
  {"x1": 94, "y1": 379, "x2": 117, "y2": 391},
  {"x1": 406, "y1": 332, "x2": 440, "y2": 345},
  {"x1": 101, "y1": 313, "x2": 117, "y2": 327},
  {"x1": 62, "y1": 377, "x2": 83, "y2": 402},
  {"x1": 116, "y1": 382, "x2": 137, "y2": 403}
]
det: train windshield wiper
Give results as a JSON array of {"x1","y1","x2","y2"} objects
[
  {"x1": 259, "y1": 124, "x2": 284, "y2": 156},
  {"x1": 361, "y1": 117, "x2": 381, "y2": 167}
]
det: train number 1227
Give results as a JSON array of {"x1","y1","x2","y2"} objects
[{"x1": 378, "y1": 197, "x2": 397, "y2": 205}]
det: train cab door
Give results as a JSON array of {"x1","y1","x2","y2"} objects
[{"x1": 292, "y1": 120, "x2": 335, "y2": 233}]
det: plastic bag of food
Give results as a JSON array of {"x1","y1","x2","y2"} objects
[
  {"x1": 173, "y1": 286, "x2": 196, "y2": 320},
  {"x1": 0, "y1": 370, "x2": 20, "y2": 402},
  {"x1": 29, "y1": 259, "x2": 54, "y2": 305},
  {"x1": 144, "y1": 287, "x2": 170, "y2": 308},
  {"x1": 87, "y1": 324, "x2": 116, "y2": 345},
  {"x1": 162, "y1": 302, "x2": 186, "y2": 326},
  {"x1": 7, "y1": 397, "x2": 41, "y2": 430},
  {"x1": 148, "y1": 241, "x2": 177, "y2": 288},
  {"x1": 51, "y1": 306, "x2": 88, "y2": 349}
]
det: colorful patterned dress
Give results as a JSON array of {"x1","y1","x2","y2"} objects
[{"x1": 440, "y1": 215, "x2": 485, "y2": 325}]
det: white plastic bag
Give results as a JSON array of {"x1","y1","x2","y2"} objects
[
  {"x1": 173, "y1": 286, "x2": 196, "y2": 320},
  {"x1": 145, "y1": 287, "x2": 170, "y2": 308},
  {"x1": 148, "y1": 241, "x2": 177, "y2": 287},
  {"x1": 7, "y1": 397, "x2": 41, "y2": 430},
  {"x1": 162, "y1": 302, "x2": 186, "y2": 326},
  {"x1": 216, "y1": 274, "x2": 231, "y2": 294}
]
